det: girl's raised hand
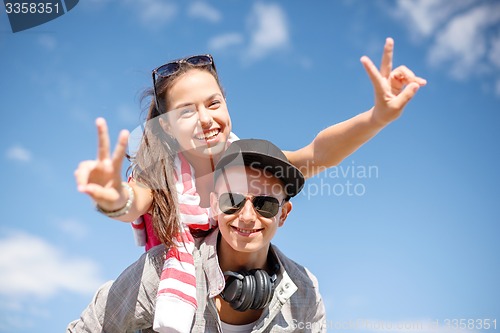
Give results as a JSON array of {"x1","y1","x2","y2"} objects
[
  {"x1": 361, "y1": 38, "x2": 427, "y2": 126},
  {"x1": 74, "y1": 118, "x2": 130, "y2": 211}
]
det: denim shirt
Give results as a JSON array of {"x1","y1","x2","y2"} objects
[{"x1": 67, "y1": 229, "x2": 326, "y2": 333}]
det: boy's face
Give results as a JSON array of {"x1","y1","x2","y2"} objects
[{"x1": 211, "y1": 166, "x2": 292, "y2": 259}]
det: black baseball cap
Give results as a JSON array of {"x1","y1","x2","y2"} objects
[{"x1": 214, "y1": 139, "x2": 305, "y2": 197}]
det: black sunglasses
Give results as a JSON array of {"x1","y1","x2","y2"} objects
[
  {"x1": 218, "y1": 193, "x2": 286, "y2": 218},
  {"x1": 151, "y1": 54, "x2": 216, "y2": 112}
]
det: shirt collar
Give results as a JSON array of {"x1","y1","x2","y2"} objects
[{"x1": 199, "y1": 229, "x2": 226, "y2": 298}]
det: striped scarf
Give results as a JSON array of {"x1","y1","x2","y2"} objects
[{"x1": 131, "y1": 133, "x2": 238, "y2": 332}]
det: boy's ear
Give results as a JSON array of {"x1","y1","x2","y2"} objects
[
  {"x1": 209, "y1": 192, "x2": 219, "y2": 219},
  {"x1": 277, "y1": 201, "x2": 292, "y2": 227}
]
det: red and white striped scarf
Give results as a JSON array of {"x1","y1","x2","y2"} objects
[{"x1": 131, "y1": 133, "x2": 238, "y2": 332}]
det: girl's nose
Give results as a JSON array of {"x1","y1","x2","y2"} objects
[{"x1": 198, "y1": 107, "x2": 213, "y2": 128}]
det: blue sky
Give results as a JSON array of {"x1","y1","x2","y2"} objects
[{"x1": 1, "y1": 1, "x2": 499, "y2": 332}]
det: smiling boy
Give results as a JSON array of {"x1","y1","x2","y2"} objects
[{"x1": 67, "y1": 139, "x2": 326, "y2": 332}]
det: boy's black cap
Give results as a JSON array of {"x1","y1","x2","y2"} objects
[{"x1": 214, "y1": 139, "x2": 305, "y2": 197}]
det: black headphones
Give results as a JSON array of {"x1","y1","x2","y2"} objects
[{"x1": 220, "y1": 251, "x2": 280, "y2": 312}]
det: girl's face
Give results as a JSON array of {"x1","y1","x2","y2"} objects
[{"x1": 160, "y1": 69, "x2": 232, "y2": 160}]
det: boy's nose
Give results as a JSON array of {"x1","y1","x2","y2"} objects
[{"x1": 237, "y1": 199, "x2": 257, "y2": 223}]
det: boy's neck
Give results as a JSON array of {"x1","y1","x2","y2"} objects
[{"x1": 217, "y1": 237, "x2": 270, "y2": 273}]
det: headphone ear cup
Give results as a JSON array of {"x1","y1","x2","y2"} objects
[
  {"x1": 250, "y1": 269, "x2": 266, "y2": 309},
  {"x1": 234, "y1": 273, "x2": 255, "y2": 311},
  {"x1": 222, "y1": 273, "x2": 243, "y2": 305},
  {"x1": 222, "y1": 268, "x2": 276, "y2": 312},
  {"x1": 251, "y1": 270, "x2": 273, "y2": 310}
]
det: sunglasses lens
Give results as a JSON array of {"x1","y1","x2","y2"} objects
[
  {"x1": 218, "y1": 193, "x2": 280, "y2": 218},
  {"x1": 253, "y1": 196, "x2": 279, "y2": 218},
  {"x1": 156, "y1": 62, "x2": 181, "y2": 78},
  {"x1": 219, "y1": 193, "x2": 246, "y2": 215},
  {"x1": 186, "y1": 55, "x2": 212, "y2": 67}
]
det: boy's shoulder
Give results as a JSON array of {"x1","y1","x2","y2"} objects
[{"x1": 271, "y1": 244, "x2": 321, "y2": 291}]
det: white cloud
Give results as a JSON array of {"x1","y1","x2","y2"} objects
[
  {"x1": 208, "y1": 32, "x2": 244, "y2": 51},
  {"x1": 5, "y1": 145, "x2": 32, "y2": 163},
  {"x1": 392, "y1": 0, "x2": 500, "y2": 92},
  {"x1": 188, "y1": 1, "x2": 221, "y2": 23},
  {"x1": 246, "y1": 2, "x2": 290, "y2": 61},
  {"x1": 0, "y1": 231, "x2": 104, "y2": 298},
  {"x1": 427, "y1": 3, "x2": 500, "y2": 80},
  {"x1": 393, "y1": 0, "x2": 476, "y2": 39}
]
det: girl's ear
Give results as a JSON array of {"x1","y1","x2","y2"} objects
[
  {"x1": 158, "y1": 116, "x2": 172, "y2": 135},
  {"x1": 277, "y1": 201, "x2": 292, "y2": 227}
]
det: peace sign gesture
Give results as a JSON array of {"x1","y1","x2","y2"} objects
[
  {"x1": 361, "y1": 38, "x2": 427, "y2": 126},
  {"x1": 74, "y1": 117, "x2": 130, "y2": 212}
]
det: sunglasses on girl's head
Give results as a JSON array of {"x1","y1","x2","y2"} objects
[
  {"x1": 218, "y1": 193, "x2": 286, "y2": 218},
  {"x1": 151, "y1": 54, "x2": 215, "y2": 112}
]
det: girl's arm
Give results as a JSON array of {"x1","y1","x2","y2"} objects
[
  {"x1": 285, "y1": 38, "x2": 427, "y2": 179},
  {"x1": 74, "y1": 117, "x2": 153, "y2": 222}
]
